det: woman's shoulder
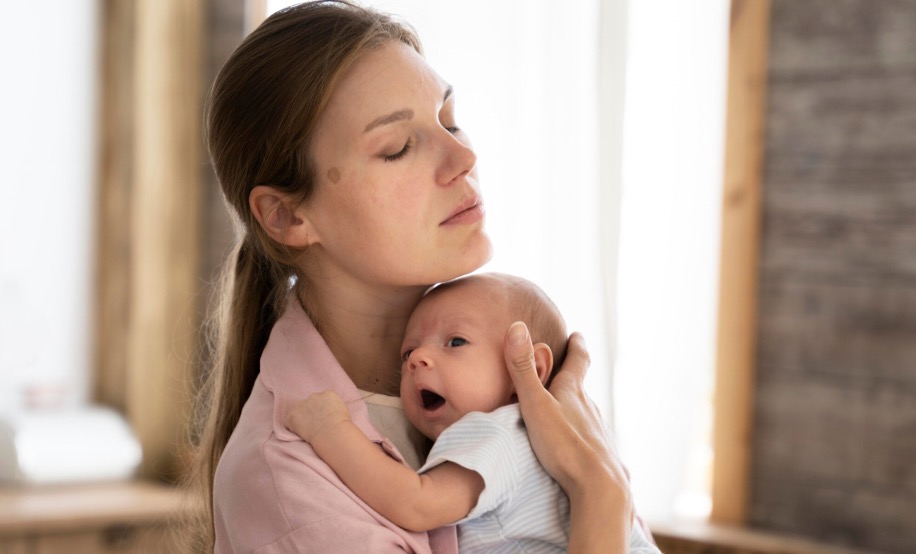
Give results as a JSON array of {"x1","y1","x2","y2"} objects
[
  {"x1": 212, "y1": 382, "x2": 363, "y2": 549},
  {"x1": 214, "y1": 400, "x2": 438, "y2": 553}
]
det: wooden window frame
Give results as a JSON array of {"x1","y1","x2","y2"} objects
[{"x1": 711, "y1": 0, "x2": 771, "y2": 524}]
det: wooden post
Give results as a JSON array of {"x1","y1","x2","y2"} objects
[
  {"x1": 128, "y1": 0, "x2": 204, "y2": 480},
  {"x1": 710, "y1": 0, "x2": 771, "y2": 524},
  {"x1": 95, "y1": 0, "x2": 136, "y2": 414}
]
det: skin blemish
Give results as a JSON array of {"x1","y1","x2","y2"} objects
[{"x1": 327, "y1": 167, "x2": 341, "y2": 183}]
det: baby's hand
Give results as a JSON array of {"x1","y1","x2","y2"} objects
[{"x1": 286, "y1": 391, "x2": 351, "y2": 444}]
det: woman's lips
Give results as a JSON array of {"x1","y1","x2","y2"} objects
[{"x1": 441, "y1": 199, "x2": 485, "y2": 226}]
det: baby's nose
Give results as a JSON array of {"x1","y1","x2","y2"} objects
[{"x1": 408, "y1": 350, "x2": 432, "y2": 371}]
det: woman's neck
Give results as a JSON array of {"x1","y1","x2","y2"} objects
[{"x1": 298, "y1": 273, "x2": 426, "y2": 396}]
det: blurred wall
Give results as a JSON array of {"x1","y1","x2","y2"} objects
[{"x1": 750, "y1": 1, "x2": 916, "y2": 553}]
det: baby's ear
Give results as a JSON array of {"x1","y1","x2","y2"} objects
[{"x1": 532, "y1": 343, "x2": 554, "y2": 387}]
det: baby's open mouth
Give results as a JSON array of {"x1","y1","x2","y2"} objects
[{"x1": 421, "y1": 389, "x2": 445, "y2": 411}]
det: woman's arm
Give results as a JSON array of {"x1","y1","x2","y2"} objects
[
  {"x1": 286, "y1": 391, "x2": 483, "y2": 532},
  {"x1": 503, "y1": 322, "x2": 634, "y2": 554}
]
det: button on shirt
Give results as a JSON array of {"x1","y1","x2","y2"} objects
[{"x1": 212, "y1": 298, "x2": 458, "y2": 553}]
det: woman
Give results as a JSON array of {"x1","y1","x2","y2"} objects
[{"x1": 188, "y1": 1, "x2": 635, "y2": 552}]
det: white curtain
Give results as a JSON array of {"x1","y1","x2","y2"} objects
[{"x1": 614, "y1": 0, "x2": 729, "y2": 520}]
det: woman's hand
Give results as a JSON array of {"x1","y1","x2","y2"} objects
[
  {"x1": 286, "y1": 391, "x2": 352, "y2": 444},
  {"x1": 504, "y1": 321, "x2": 633, "y2": 553}
]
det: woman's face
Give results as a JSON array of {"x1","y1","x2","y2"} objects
[{"x1": 300, "y1": 41, "x2": 492, "y2": 288}]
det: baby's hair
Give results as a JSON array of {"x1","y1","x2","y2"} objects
[{"x1": 427, "y1": 273, "x2": 568, "y2": 379}]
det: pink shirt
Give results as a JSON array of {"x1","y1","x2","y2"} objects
[{"x1": 213, "y1": 298, "x2": 458, "y2": 553}]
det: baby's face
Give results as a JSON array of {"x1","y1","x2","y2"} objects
[{"x1": 399, "y1": 281, "x2": 514, "y2": 440}]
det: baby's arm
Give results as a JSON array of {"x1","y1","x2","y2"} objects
[{"x1": 286, "y1": 391, "x2": 483, "y2": 532}]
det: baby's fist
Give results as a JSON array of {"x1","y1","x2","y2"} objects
[{"x1": 286, "y1": 390, "x2": 351, "y2": 443}]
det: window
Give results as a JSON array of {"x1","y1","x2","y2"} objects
[{"x1": 0, "y1": 1, "x2": 99, "y2": 415}]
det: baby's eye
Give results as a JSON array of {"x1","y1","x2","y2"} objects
[
  {"x1": 401, "y1": 348, "x2": 414, "y2": 362},
  {"x1": 447, "y1": 337, "x2": 468, "y2": 348}
]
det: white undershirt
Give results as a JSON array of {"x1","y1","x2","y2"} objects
[{"x1": 359, "y1": 391, "x2": 429, "y2": 470}]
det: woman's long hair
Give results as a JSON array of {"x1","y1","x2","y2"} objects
[{"x1": 183, "y1": 2, "x2": 420, "y2": 549}]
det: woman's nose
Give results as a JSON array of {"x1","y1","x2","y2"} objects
[{"x1": 435, "y1": 130, "x2": 477, "y2": 187}]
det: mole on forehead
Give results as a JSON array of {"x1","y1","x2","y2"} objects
[{"x1": 327, "y1": 167, "x2": 341, "y2": 183}]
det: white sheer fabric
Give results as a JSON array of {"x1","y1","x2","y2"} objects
[{"x1": 615, "y1": 0, "x2": 729, "y2": 520}]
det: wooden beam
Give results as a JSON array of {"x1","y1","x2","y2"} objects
[
  {"x1": 95, "y1": 0, "x2": 136, "y2": 413},
  {"x1": 127, "y1": 0, "x2": 205, "y2": 481},
  {"x1": 710, "y1": 0, "x2": 771, "y2": 524}
]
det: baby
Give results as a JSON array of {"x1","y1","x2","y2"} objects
[{"x1": 287, "y1": 273, "x2": 657, "y2": 553}]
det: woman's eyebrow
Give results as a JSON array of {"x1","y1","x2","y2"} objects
[
  {"x1": 362, "y1": 86, "x2": 455, "y2": 134},
  {"x1": 364, "y1": 109, "x2": 413, "y2": 133}
]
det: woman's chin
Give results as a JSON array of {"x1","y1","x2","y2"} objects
[
  {"x1": 460, "y1": 233, "x2": 494, "y2": 273},
  {"x1": 400, "y1": 233, "x2": 493, "y2": 286}
]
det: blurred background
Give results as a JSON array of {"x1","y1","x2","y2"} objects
[{"x1": 0, "y1": 0, "x2": 913, "y2": 553}]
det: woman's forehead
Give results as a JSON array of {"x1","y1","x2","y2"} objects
[{"x1": 322, "y1": 41, "x2": 446, "y2": 131}]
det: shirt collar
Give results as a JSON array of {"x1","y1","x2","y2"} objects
[{"x1": 259, "y1": 296, "x2": 388, "y2": 447}]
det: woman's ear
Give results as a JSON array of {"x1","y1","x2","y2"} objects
[
  {"x1": 532, "y1": 343, "x2": 554, "y2": 386},
  {"x1": 249, "y1": 186, "x2": 319, "y2": 248}
]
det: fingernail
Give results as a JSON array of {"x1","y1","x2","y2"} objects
[{"x1": 509, "y1": 322, "x2": 528, "y2": 346}]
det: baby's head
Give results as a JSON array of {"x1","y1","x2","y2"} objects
[{"x1": 399, "y1": 273, "x2": 567, "y2": 440}]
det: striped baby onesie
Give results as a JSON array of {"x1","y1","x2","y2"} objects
[{"x1": 419, "y1": 403, "x2": 660, "y2": 554}]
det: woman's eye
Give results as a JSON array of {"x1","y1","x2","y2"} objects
[
  {"x1": 383, "y1": 139, "x2": 412, "y2": 162},
  {"x1": 401, "y1": 348, "x2": 414, "y2": 362},
  {"x1": 447, "y1": 337, "x2": 468, "y2": 348}
]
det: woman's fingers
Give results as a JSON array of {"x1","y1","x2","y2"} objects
[
  {"x1": 504, "y1": 321, "x2": 553, "y2": 406},
  {"x1": 505, "y1": 324, "x2": 635, "y2": 550},
  {"x1": 548, "y1": 332, "x2": 590, "y2": 394}
]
